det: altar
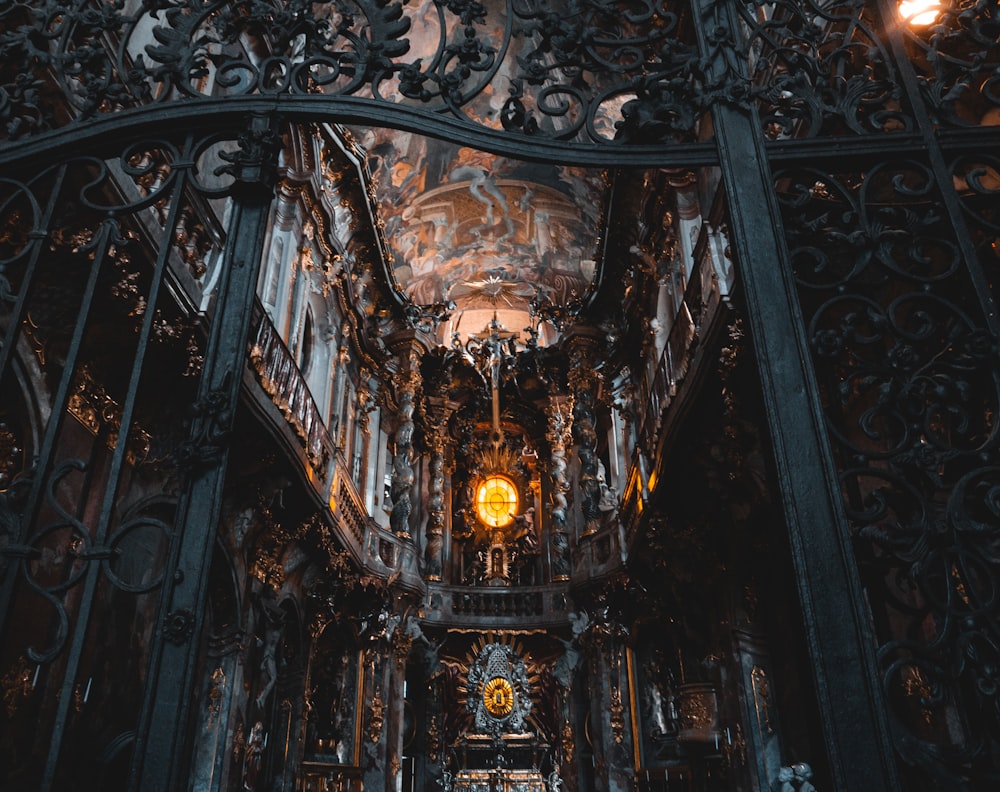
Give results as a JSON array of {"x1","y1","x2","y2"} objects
[
  {"x1": 448, "y1": 733, "x2": 552, "y2": 792},
  {"x1": 453, "y1": 768, "x2": 547, "y2": 792},
  {"x1": 445, "y1": 642, "x2": 556, "y2": 792}
]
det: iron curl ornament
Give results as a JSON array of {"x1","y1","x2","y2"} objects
[
  {"x1": 899, "y1": 0, "x2": 1000, "y2": 129},
  {"x1": 775, "y1": 159, "x2": 1000, "y2": 787},
  {"x1": 0, "y1": 0, "x2": 728, "y2": 159},
  {"x1": 735, "y1": 0, "x2": 912, "y2": 139}
]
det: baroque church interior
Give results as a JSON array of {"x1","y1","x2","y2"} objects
[{"x1": 0, "y1": 1, "x2": 998, "y2": 791}]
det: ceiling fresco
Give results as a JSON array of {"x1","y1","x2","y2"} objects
[{"x1": 356, "y1": 127, "x2": 608, "y2": 341}]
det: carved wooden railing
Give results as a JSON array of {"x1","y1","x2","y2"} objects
[
  {"x1": 333, "y1": 464, "x2": 367, "y2": 549},
  {"x1": 423, "y1": 584, "x2": 570, "y2": 628},
  {"x1": 248, "y1": 302, "x2": 333, "y2": 470},
  {"x1": 636, "y1": 232, "x2": 724, "y2": 456},
  {"x1": 637, "y1": 302, "x2": 696, "y2": 455}
]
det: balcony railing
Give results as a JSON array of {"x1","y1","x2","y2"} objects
[
  {"x1": 574, "y1": 525, "x2": 624, "y2": 581},
  {"x1": 637, "y1": 302, "x2": 695, "y2": 454},
  {"x1": 423, "y1": 583, "x2": 570, "y2": 628},
  {"x1": 636, "y1": 224, "x2": 728, "y2": 456},
  {"x1": 248, "y1": 303, "x2": 333, "y2": 470},
  {"x1": 334, "y1": 465, "x2": 367, "y2": 549}
]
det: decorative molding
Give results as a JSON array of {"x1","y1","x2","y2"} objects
[
  {"x1": 67, "y1": 366, "x2": 152, "y2": 464},
  {"x1": 369, "y1": 685, "x2": 385, "y2": 744},
  {"x1": 1, "y1": 656, "x2": 33, "y2": 717},
  {"x1": 163, "y1": 608, "x2": 196, "y2": 645}
]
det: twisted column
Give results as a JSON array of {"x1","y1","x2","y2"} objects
[
  {"x1": 573, "y1": 390, "x2": 601, "y2": 538},
  {"x1": 423, "y1": 402, "x2": 451, "y2": 581},
  {"x1": 389, "y1": 352, "x2": 420, "y2": 538},
  {"x1": 547, "y1": 396, "x2": 573, "y2": 581},
  {"x1": 569, "y1": 343, "x2": 602, "y2": 539}
]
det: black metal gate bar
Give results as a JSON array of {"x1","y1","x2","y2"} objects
[
  {"x1": 0, "y1": 164, "x2": 66, "y2": 659},
  {"x1": 0, "y1": 165, "x2": 68, "y2": 385},
  {"x1": 130, "y1": 114, "x2": 282, "y2": 792},
  {"x1": 38, "y1": 146, "x2": 193, "y2": 790},
  {"x1": 692, "y1": 0, "x2": 901, "y2": 787},
  {"x1": 0, "y1": 212, "x2": 114, "y2": 644}
]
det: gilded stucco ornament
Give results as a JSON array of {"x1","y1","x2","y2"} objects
[
  {"x1": 466, "y1": 642, "x2": 532, "y2": 735},
  {"x1": 482, "y1": 676, "x2": 515, "y2": 718}
]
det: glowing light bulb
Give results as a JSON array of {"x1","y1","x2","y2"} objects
[{"x1": 899, "y1": 0, "x2": 942, "y2": 26}]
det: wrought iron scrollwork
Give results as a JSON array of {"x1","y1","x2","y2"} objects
[
  {"x1": 22, "y1": 460, "x2": 90, "y2": 665},
  {"x1": 0, "y1": 0, "x2": 715, "y2": 151},
  {"x1": 775, "y1": 159, "x2": 1000, "y2": 785},
  {"x1": 503, "y1": 0, "x2": 706, "y2": 143},
  {"x1": 735, "y1": 0, "x2": 911, "y2": 139},
  {"x1": 901, "y1": 0, "x2": 1000, "y2": 128},
  {"x1": 951, "y1": 152, "x2": 1000, "y2": 305},
  {"x1": 175, "y1": 369, "x2": 236, "y2": 468}
]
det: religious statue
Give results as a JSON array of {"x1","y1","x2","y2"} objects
[
  {"x1": 642, "y1": 658, "x2": 670, "y2": 740},
  {"x1": 776, "y1": 762, "x2": 820, "y2": 792},
  {"x1": 254, "y1": 603, "x2": 284, "y2": 709},
  {"x1": 596, "y1": 459, "x2": 619, "y2": 524},
  {"x1": 776, "y1": 766, "x2": 795, "y2": 792},
  {"x1": 553, "y1": 611, "x2": 589, "y2": 689},
  {"x1": 792, "y1": 763, "x2": 817, "y2": 792},
  {"x1": 242, "y1": 721, "x2": 265, "y2": 791}
]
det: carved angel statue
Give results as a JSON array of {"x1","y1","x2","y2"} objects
[
  {"x1": 776, "y1": 766, "x2": 795, "y2": 792},
  {"x1": 547, "y1": 769, "x2": 563, "y2": 792},
  {"x1": 552, "y1": 611, "x2": 588, "y2": 689},
  {"x1": 792, "y1": 763, "x2": 817, "y2": 792},
  {"x1": 775, "y1": 763, "x2": 819, "y2": 792},
  {"x1": 568, "y1": 610, "x2": 590, "y2": 639}
]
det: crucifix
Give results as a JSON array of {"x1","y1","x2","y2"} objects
[{"x1": 470, "y1": 313, "x2": 518, "y2": 447}]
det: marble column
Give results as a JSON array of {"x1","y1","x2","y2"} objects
[
  {"x1": 361, "y1": 645, "x2": 391, "y2": 790},
  {"x1": 582, "y1": 611, "x2": 635, "y2": 792},
  {"x1": 188, "y1": 628, "x2": 242, "y2": 792}
]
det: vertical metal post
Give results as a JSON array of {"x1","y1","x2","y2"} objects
[
  {"x1": 690, "y1": 1, "x2": 900, "y2": 788},
  {"x1": 131, "y1": 114, "x2": 282, "y2": 792}
]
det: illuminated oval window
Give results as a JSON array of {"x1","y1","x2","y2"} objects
[{"x1": 475, "y1": 475, "x2": 519, "y2": 528}]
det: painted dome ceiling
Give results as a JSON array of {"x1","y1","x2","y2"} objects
[{"x1": 355, "y1": 128, "x2": 608, "y2": 343}]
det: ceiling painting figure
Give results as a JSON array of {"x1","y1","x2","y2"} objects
[{"x1": 357, "y1": 130, "x2": 606, "y2": 341}]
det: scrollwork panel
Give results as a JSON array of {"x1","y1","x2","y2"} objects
[
  {"x1": 775, "y1": 159, "x2": 1000, "y2": 785},
  {"x1": 0, "y1": 132, "x2": 247, "y2": 789},
  {"x1": 952, "y1": 153, "x2": 1000, "y2": 310},
  {"x1": 0, "y1": 0, "x2": 709, "y2": 150},
  {"x1": 737, "y1": 0, "x2": 911, "y2": 139},
  {"x1": 900, "y1": 0, "x2": 1000, "y2": 129}
]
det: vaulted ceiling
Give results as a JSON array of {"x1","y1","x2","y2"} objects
[{"x1": 357, "y1": 128, "x2": 610, "y2": 344}]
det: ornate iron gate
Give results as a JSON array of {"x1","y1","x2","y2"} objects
[{"x1": 0, "y1": 1, "x2": 998, "y2": 790}]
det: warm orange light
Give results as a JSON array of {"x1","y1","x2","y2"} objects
[
  {"x1": 899, "y1": 0, "x2": 942, "y2": 26},
  {"x1": 475, "y1": 475, "x2": 518, "y2": 528}
]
